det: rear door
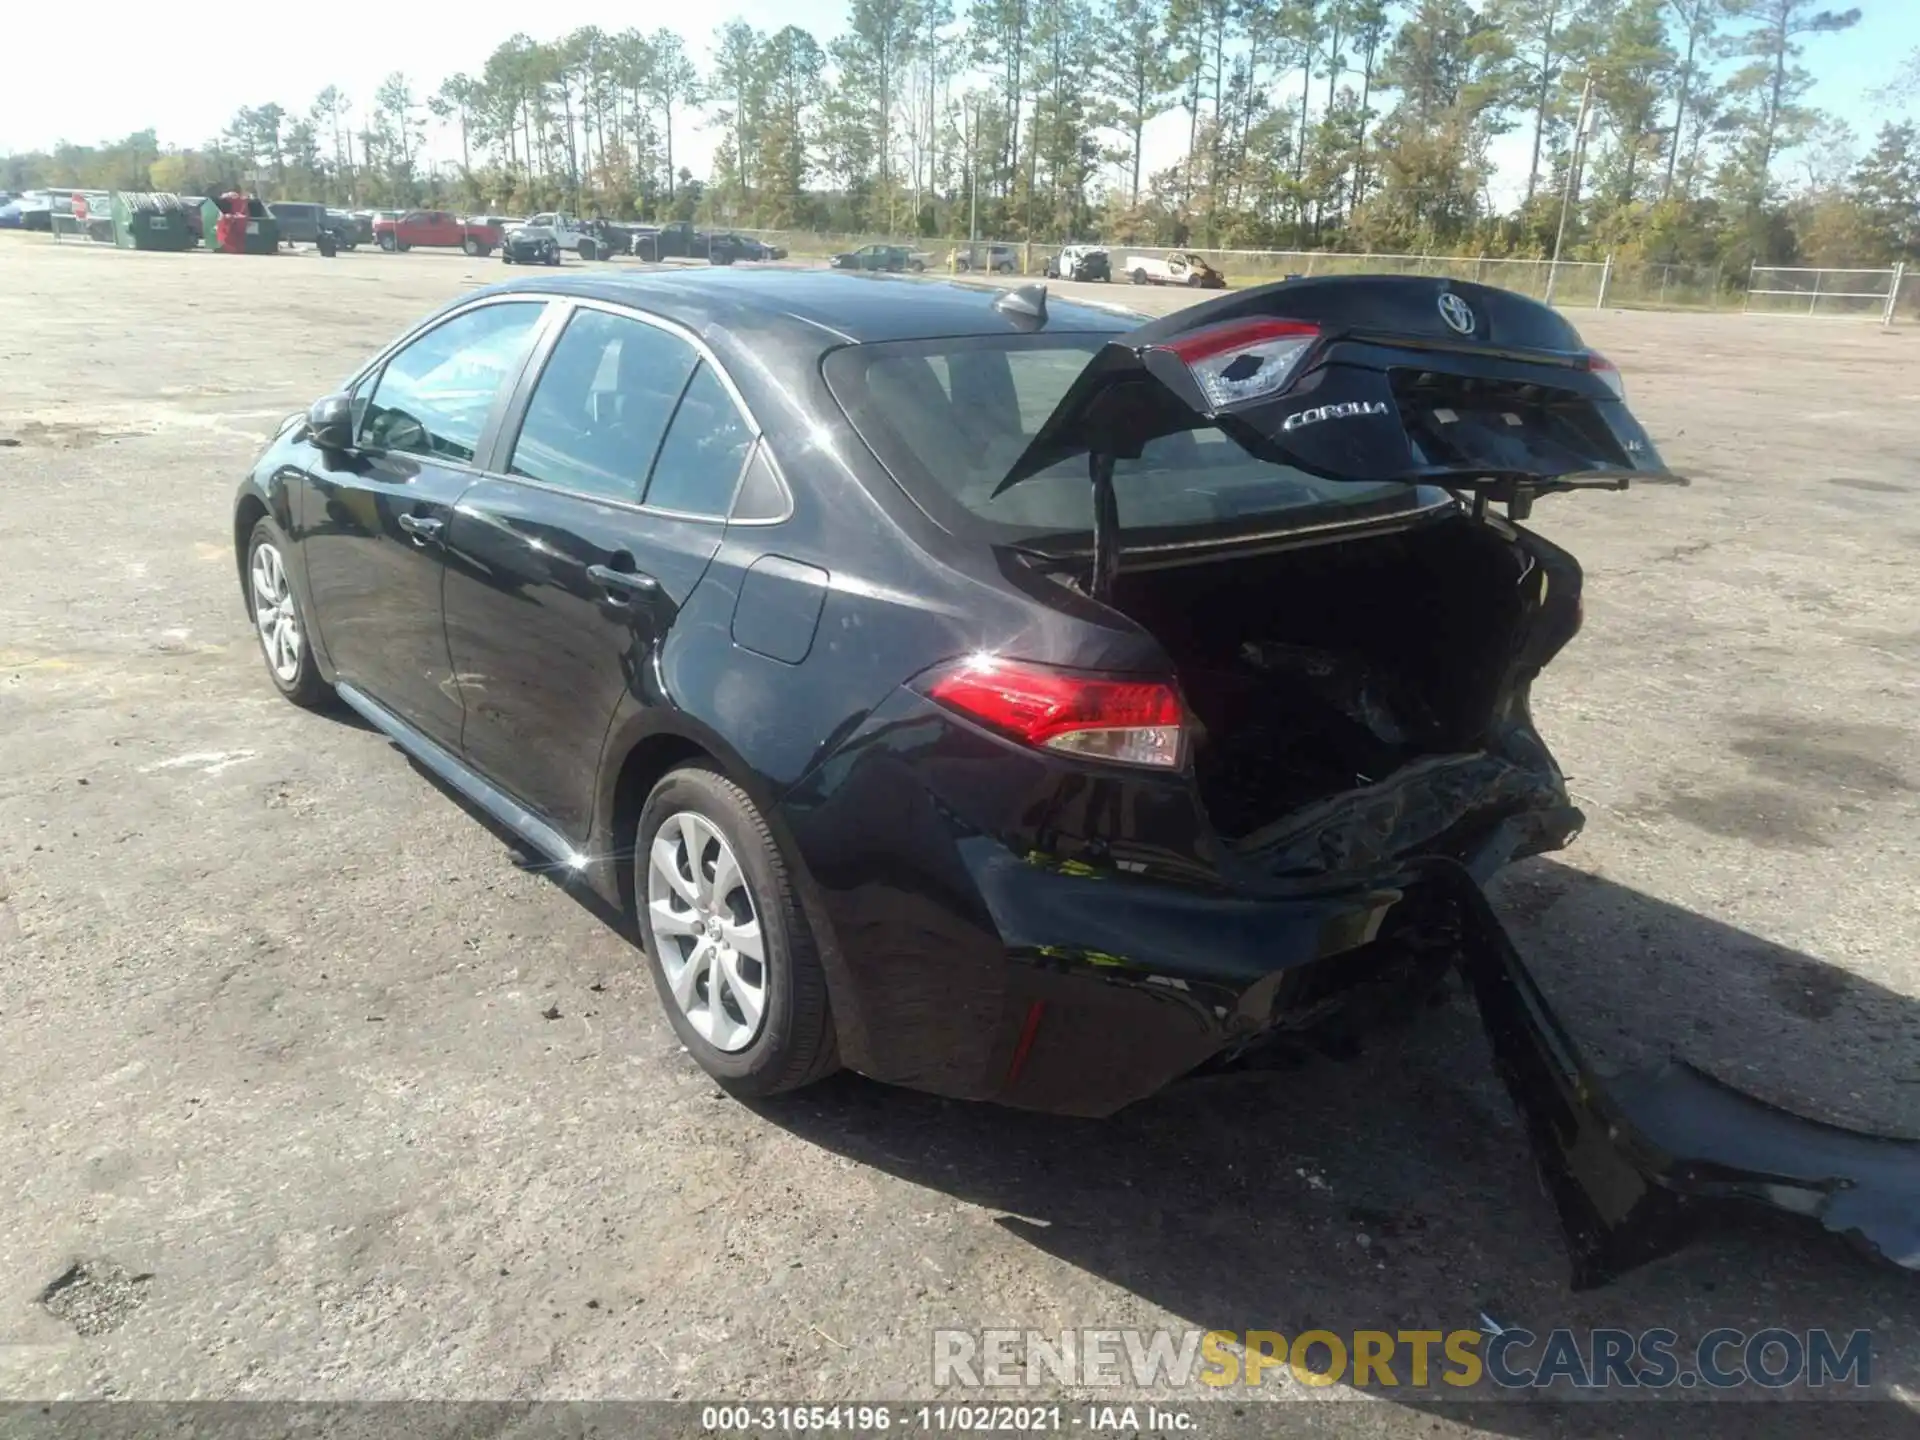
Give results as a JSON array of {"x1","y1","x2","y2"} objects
[
  {"x1": 298, "y1": 298, "x2": 552, "y2": 748},
  {"x1": 440, "y1": 302, "x2": 752, "y2": 838}
]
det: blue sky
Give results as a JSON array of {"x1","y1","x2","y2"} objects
[{"x1": 4, "y1": 0, "x2": 1914, "y2": 205}]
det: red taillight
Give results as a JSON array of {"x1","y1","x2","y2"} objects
[
  {"x1": 1584, "y1": 349, "x2": 1625, "y2": 400},
  {"x1": 923, "y1": 656, "x2": 1187, "y2": 770},
  {"x1": 1158, "y1": 318, "x2": 1321, "y2": 411}
]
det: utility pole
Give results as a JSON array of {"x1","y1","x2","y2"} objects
[
  {"x1": 1545, "y1": 74, "x2": 1596, "y2": 307},
  {"x1": 967, "y1": 94, "x2": 979, "y2": 254}
]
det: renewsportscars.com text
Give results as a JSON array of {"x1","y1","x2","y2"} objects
[{"x1": 933, "y1": 1326, "x2": 1873, "y2": 1392}]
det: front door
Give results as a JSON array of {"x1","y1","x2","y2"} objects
[
  {"x1": 298, "y1": 298, "x2": 550, "y2": 748},
  {"x1": 442, "y1": 303, "x2": 754, "y2": 840}
]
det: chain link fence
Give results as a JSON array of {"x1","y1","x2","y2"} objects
[
  {"x1": 1744, "y1": 264, "x2": 1908, "y2": 322},
  {"x1": 735, "y1": 228, "x2": 1910, "y2": 320}
]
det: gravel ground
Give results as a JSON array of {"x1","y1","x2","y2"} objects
[{"x1": 1, "y1": 238, "x2": 1917, "y2": 1434}]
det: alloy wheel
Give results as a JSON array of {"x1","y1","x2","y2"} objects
[
  {"x1": 646, "y1": 811, "x2": 767, "y2": 1053},
  {"x1": 249, "y1": 541, "x2": 303, "y2": 684}
]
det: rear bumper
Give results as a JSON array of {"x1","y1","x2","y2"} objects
[{"x1": 783, "y1": 765, "x2": 1574, "y2": 1117}]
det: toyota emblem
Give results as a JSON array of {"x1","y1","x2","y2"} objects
[{"x1": 1438, "y1": 292, "x2": 1476, "y2": 335}]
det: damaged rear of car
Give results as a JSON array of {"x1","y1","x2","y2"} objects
[{"x1": 801, "y1": 275, "x2": 1920, "y2": 1285}]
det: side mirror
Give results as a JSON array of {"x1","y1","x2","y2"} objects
[{"x1": 306, "y1": 393, "x2": 354, "y2": 451}]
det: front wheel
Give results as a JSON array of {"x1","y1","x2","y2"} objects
[
  {"x1": 245, "y1": 519, "x2": 330, "y2": 708},
  {"x1": 1187, "y1": 272, "x2": 1203, "y2": 287},
  {"x1": 1131, "y1": 268, "x2": 1147, "y2": 285},
  {"x1": 578, "y1": 240, "x2": 598, "y2": 261},
  {"x1": 462, "y1": 236, "x2": 481, "y2": 256},
  {"x1": 379, "y1": 233, "x2": 396, "y2": 251},
  {"x1": 638, "y1": 766, "x2": 837, "y2": 1098}
]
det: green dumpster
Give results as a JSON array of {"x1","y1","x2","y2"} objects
[{"x1": 111, "y1": 192, "x2": 195, "y2": 251}]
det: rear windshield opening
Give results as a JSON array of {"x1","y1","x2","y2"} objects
[{"x1": 825, "y1": 334, "x2": 1440, "y2": 548}]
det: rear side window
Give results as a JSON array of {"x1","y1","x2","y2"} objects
[
  {"x1": 643, "y1": 362, "x2": 755, "y2": 516},
  {"x1": 357, "y1": 301, "x2": 544, "y2": 463},
  {"x1": 825, "y1": 335, "x2": 1421, "y2": 542},
  {"x1": 507, "y1": 309, "x2": 698, "y2": 502}
]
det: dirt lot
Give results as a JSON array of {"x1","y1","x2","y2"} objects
[{"x1": 2, "y1": 238, "x2": 1918, "y2": 1429}]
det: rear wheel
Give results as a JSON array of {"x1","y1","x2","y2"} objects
[
  {"x1": 379, "y1": 233, "x2": 396, "y2": 252},
  {"x1": 462, "y1": 236, "x2": 481, "y2": 256},
  {"x1": 578, "y1": 239, "x2": 598, "y2": 261},
  {"x1": 245, "y1": 519, "x2": 330, "y2": 709},
  {"x1": 638, "y1": 766, "x2": 837, "y2": 1098},
  {"x1": 1187, "y1": 271, "x2": 1203, "y2": 286},
  {"x1": 1131, "y1": 267, "x2": 1147, "y2": 285}
]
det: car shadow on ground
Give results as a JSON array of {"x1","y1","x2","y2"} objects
[{"x1": 747, "y1": 858, "x2": 1920, "y2": 1429}]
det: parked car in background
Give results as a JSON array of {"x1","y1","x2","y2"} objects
[
  {"x1": 374, "y1": 210, "x2": 502, "y2": 256},
  {"x1": 331, "y1": 209, "x2": 373, "y2": 246},
  {"x1": 4, "y1": 192, "x2": 58, "y2": 232},
  {"x1": 269, "y1": 202, "x2": 358, "y2": 249},
  {"x1": 705, "y1": 232, "x2": 769, "y2": 264},
  {"x1": 630, "y1": 221, "x2": 731, "y2": 263},
  {"x1": 1045, "y1": 244, "x2": 1111, "y2": 282},
  {"x1": 517, "y1": 213, "x2": 606, "y2": 260},
  {"x1": 724, "y1": 235, "x2": 787, "y2": 261},
  {"x1": 1126, "y1": 250, "x2": 1226, "y2": 287},
  {"x1": 500, "y1": 223, "x2": 563, "y2": 266},
  {"x1": 830, "y1": 243, "x2": 913, "y2": 272},
  {"x1": 949, "y1": 242, "x2": 1019, "y2": 274}
]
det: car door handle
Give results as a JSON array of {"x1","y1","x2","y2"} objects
[
  {"x1": 587, "y1": 563, "x2": 659, "y2": 597},
  {"x1": 398, "y1": 513, "x2": 445, "y2": 546}
]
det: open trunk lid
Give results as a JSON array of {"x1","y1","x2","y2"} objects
[{"x1": 996, "y1": 276, "x2": 1684, "y2": 552}]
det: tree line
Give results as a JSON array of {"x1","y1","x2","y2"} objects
[{"x1": 5, "y1": 2, "x2": 1917, "y2": 275}]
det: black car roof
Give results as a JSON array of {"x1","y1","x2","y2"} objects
[{"x1": 480, "y1": 267, "x2": 1140, "y2": 347}]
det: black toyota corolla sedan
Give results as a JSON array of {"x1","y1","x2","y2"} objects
[{"x1": 234, "y1": 269, "x2": 1681, "y2": 1120}]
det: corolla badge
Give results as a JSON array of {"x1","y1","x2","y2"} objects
[
  {"x1": 1282, "y1": 400, "x2": 1390, "y2": 432},
  {"x1": 1438, "y1": 292, "x2": 1477, "y2": 335}
]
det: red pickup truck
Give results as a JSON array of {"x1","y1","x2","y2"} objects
[{"x1": 373, "y1": 210, "x2": 503, "y2": 256}]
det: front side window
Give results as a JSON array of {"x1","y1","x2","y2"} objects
[
  {"x1": 644, "y1": 362, "x2": 755, "y2": 516},
  {"x1": 356, "y1": 301, "x2": 544, "y2": 463},
  {"x1": 508, "y1": 309, "x2": 699, "y2": 502}
]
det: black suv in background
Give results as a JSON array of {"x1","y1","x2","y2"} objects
[{"x1": 269, "y1": 202, "x2": 357, "y2": 249}]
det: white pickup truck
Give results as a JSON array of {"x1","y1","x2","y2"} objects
[
  {"x1": 1123, "y1": 250, "x2": 1227, "y2": 288},
  {"x1": 517, "y1": 213, "x2": 612, "y2": 260}
]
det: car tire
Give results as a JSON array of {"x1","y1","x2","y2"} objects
[
  {"x1": 578, "y1": 240, "x2": 597, "y2": 261},
  {"x1": 397, "y1": 241, "x2": 410, "y2": 253},
  {"x1": 1131, "y1": 268, "x2": 1147, "y2": 285},
  {"x1": 1187, "y1": 272, "x2": 1204, "y2": 287},
  {"x1": 502, "y1": 251, "x2": 515, "y2": 264},
  {"x1": 637, "y1": 765, "x2": 838, "y2": 1099},
  {"x1": 462, "y1": 236, "x2": 481, "y2": 256},
  {"x1": 245, "y1": 518, "x2": 330, "y2": 709},
  {"x1": 546, "y1": 250, "x2": 562, "y2": 267},
  {"x1": 379, "y1": 233, "x2": 396, "y2": 251}
]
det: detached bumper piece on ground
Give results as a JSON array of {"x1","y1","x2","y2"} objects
[{"x1": 1449, "y1": 875, "x2": 1920, "y2": 1287}]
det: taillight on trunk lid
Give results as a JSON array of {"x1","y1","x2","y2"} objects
[
  {"x1": 1584, "y1": 349, "x2": 1625, "y2": 400},
  {"x1": 920, "y1": 656, "x2": 1188, "y2": 770},
  {"x1": 1159, "y1": 318, "x2": 1321, "y2": 410}
]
